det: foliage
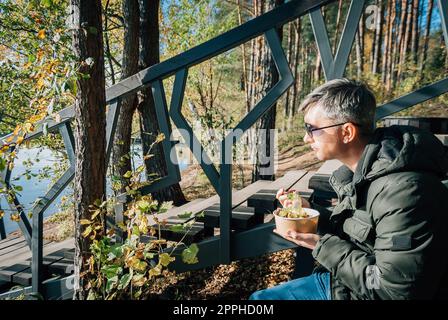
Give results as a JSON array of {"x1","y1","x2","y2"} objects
[
  {"x1": 74, "y1": 133, "x2": 201, "y2": 299},
  {"x1": 81, "y1": 187, "x2": 202, "y2": 300}
]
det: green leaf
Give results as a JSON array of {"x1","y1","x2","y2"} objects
[
  {"x1": 41, "y1": 0, "x2": 53, "y2": 8},
  {"x1": 169, "y1": 224, "x2": 184, "y2": 233},
  {"x1": 144, "y1": 252, "x2": 155, "y2": 259},
  {"x1": 0, "y1": 158, "x2": 6, "y2": 172},
  {"x1": 136, "y1": 200, "x2": 150, "y2": 212},
  {"x1": 67, "y1": 78, "x2": 77, "y2": 95},
  {"x1": 158, "y1": 201, "x2": 173, "y2": 214},
  {"x1": 195, "y1": 211, "x2": 205, "y2": 218},
  {"x1": 27, "y1": 54, "x2": 36, "y2": 63},
  {"x1": 107, "y1": 244, "x2": 123, "y2": 261},
  {"x1": 105, "y1": 275, "x2": 118, "y2": 293},
  {"x1": 101, "y1": 265, "x2": 122, "y2": 279},
  {"x1": 123, "y1": 171, "x2": 132, "y2": 179},
  {"x1": 181, "y1": 243, "x2": 199, "y2": 264},
  {"x1": 117, "y1": 272, "x2": 132, "y2": 290},
  {"x1": 177, "y1": 211, "x2": 193, "y2": 219}
]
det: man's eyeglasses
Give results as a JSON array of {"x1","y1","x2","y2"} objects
[{"x1": 304, "y1": 122, "x2": 360, "y2": 138}]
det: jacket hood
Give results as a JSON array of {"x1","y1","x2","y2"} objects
[{"x1": 331, "y1": 125, "x2": 448, "y2": 194}]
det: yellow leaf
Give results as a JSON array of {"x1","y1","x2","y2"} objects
[
  {"x1": 10, "y1": 214, "x2": 20, "y2": 222},
  {"x1": 36, "y1": 49, "x2": 44, "y2": 61},
  {"x1": 155, "y1": 133, "x2": 165, "y2": 144},
  {"x1": 82, "y1": 225, "x2": 93, "y2": 238},
  {"x1": 24, "y1": 123, "x2": 34, "y2": 133},
  {"x1": 148, "y1": 265, "x2": 162, "y2": 278},
  {"x1": 132, "y1": 274, "x2": 147, "y2": 287},
  {"x1": 0, "y1": 210, "x2": 4, "y2": 219},
  {"x1": 37, "y1": 29, "x2": 46, "y2": 39},
  {"x1": 89, "y1": 255, "x2": 95, "y2": 274},
  {"x1": 80, "y1": 219, "x2": 92, "y2": 225},
  {"x1": 159, "y1": 253, "x2": 175, "y2": 267},
  {"x1": 127, "y1": 256, "x2": 147, "y2": 272},
  {"x1": 13, "y1": 126, "x2": 21, "y2": 136},
  {"x1": 30, "y1": 114, "x2": 46, "y2": 123},
  {"x1": 36, "y1": 77, "x2": 45, "y2": 89},
  {"x1": 16, "y1": 136, "x2": 24, "y2": 145}
]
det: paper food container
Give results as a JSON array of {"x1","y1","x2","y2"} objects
[{"x1": 274, "y1": 207, "x2": 320, "y2": 234}]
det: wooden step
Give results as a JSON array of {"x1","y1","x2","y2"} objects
[
  {"x1": 0, "y1": 263, "x2": 30, "y2": 283},
  {"x1": 158, "y1": 220, "x2": 212, "y2": 244},
  {"x1": 0, "y1": 235, "x2": 23, "y2": 250},
  {"x1": 49, "y1": 248, "x2": 75, "y2": 261},
  {"x1": 0, "y1": 238, "x2": 28, "y2": 257},
  {"x1": 11, "y1": 268, "x2": 33, "y2": 287},
  {"x1": 200, "y1": 205, "x2": 262, "y2": 231},
  {"x1": 0, "y1": 279, "x2": 12, "y2": 292},
  {"x1": 0, "y1": 250, "x2": 73, "y2": 287},
  {"x1": 47, "y1": 259, "x2": 74, "y2": 277}
]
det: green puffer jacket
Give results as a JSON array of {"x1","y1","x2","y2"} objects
[{"x1": 312, "y1": 125, "x2": 448, "y2": 300}]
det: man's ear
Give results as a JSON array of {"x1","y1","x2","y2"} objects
[{"x1": 342, "y1": 123, "x2": 357, "y2": 143}]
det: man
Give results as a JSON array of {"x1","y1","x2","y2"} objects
[{"x1": 250, "y1": 78, "x2": 448, "y2": 300}]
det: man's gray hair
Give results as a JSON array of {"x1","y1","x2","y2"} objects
[{"x1": 299, "y1": 78, "x2": 377, "y2": 135}]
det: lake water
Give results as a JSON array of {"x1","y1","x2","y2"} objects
[{"x1": 0, "y1": 144, "x2": 189, "y2": 235}]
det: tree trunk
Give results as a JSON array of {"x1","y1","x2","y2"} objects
[
  {"x1": 248, "y1": 0, "x2": 262, "y2": 168},
  {"x1": 385, "y1": 0, "x2": 397, "y2": 92},
  {"x1": 287, "y1": 19, "x2": 301, "y2": 132},
  {"x1": 392, "y1": 0, "x2": 407, "y2": 85},
  {"x1": 283, "y1": 22, "x2": 294, "y2": 133},
  {"x1": 372, "y1": 0, "x2": 383, "y2": 74},
  {"x1": 252, "y1": 0, "x2": 284, "y2": 182},
  {"x1": 71, "y1": 0, "x2": 107, "y2": 300},
  {"x1": 237, "y1": 0, "x2": 250, "y2": 114},
  {"x1": 419, "y1": 0, "x2": 434, "y2": 76},
  {"x1": 333, "y1": 0, "x2": 343, "y2": 52},
  {"x1": 410, "y1": 0, "x2": 419, "y2": 64},
  {"x1": 137, "y1": 0, "x2": 187, "y2": 206},
  {"x1": 355, "y1": 15, "x2": 364, "y2": 79},
  {"x1": 398, "y1": 0, "x2": 412, "y2": 80},
  {"x1": 382, "y1": 0, "x2": 392, "y2": 84},
  {"x1": 112, "y1": 0, "x2": 139, "y2": 195},
  {"x1": 104, "y1": 0, "x2": 116, "y2": 85}
]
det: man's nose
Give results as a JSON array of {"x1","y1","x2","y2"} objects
[{"x1": 303, "y1": 132, "x2": 313, "y2": 144}]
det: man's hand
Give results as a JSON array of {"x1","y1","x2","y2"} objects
[
  {"x1": 273, "y1": 229, "x2": 320, "y2": 250},
  {"x1": 276, "y1": 188, "x2": 310, "y2": 208}
]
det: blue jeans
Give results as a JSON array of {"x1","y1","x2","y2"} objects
[{"x1": 249, "y1": 272, "x2": 332, "y2": 300}]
